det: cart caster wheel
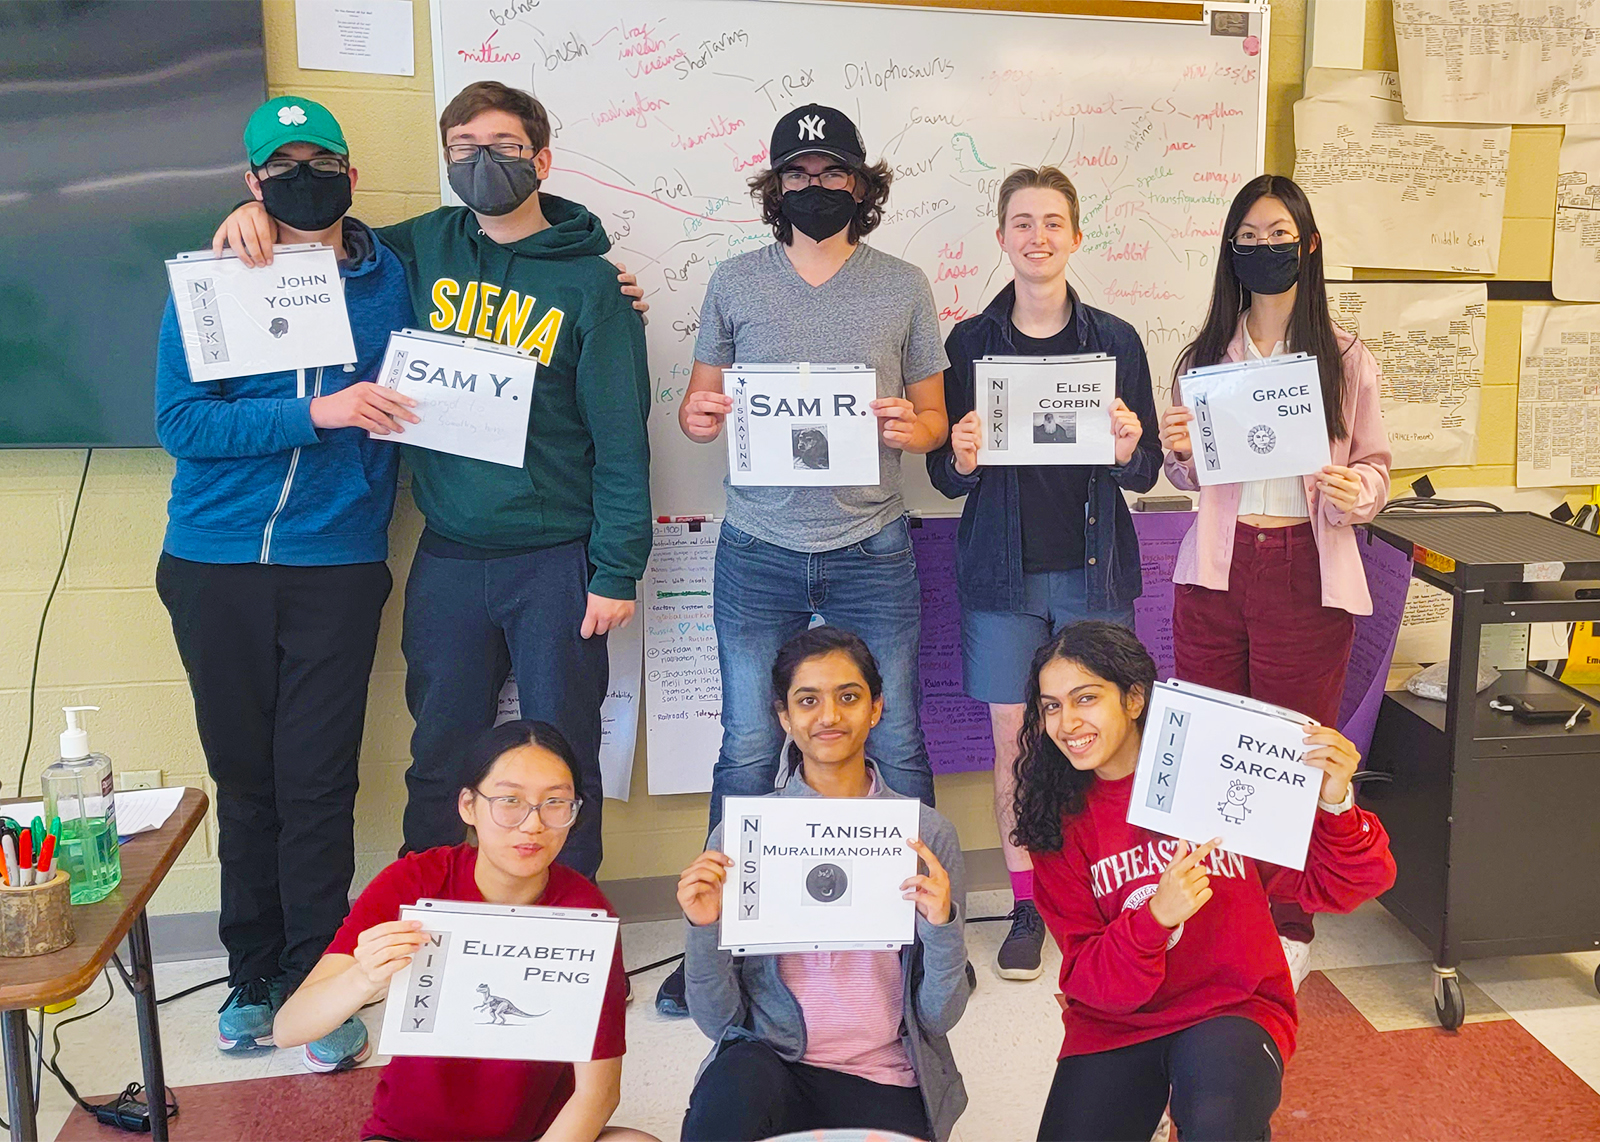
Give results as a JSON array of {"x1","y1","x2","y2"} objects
[
  {"x1": 1434, "y1": 972, "x2": 1465, "y2": 1030},
  {"x1": 1593, "y1": 963, "x2": 1600, "y2": 999}
]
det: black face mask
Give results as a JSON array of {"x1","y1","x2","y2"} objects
[
  {"x1": 1231, "y1": 243, "x2": 1301, "y2": 295},
  {"x1": 448, "y1": 148, "x2": 541, "y2": 217},
  {"x1": 780, "y1": 185, "x2": 857, "y2": 242},
  {"x1": 257, "y1": 166, "x2": 352, "y2": 233}
]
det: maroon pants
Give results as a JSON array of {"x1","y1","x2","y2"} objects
[{"x1": 1172, "y1": 522, "x2": 1355, "y2": 944}]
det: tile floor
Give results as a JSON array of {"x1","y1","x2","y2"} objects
[{"x1": 9, "y1": 890, "x2": 1600, "y2": 1140}]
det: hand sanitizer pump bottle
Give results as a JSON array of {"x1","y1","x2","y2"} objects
[{"x1": 41, "y1": 706, "x2": 122, "y2": 904}]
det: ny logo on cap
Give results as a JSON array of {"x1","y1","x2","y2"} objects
[{"x1": 797, "y1": 114, "x2": 825, "y2": 141}]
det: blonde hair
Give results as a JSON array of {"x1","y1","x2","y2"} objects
[{"x1": 996, "y1": 166, "x2": 1081, "y2": 235}]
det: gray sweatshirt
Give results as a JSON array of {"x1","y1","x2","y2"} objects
[{"x1": 684, "y1": 764, "x2": 971, "y2": 1141}]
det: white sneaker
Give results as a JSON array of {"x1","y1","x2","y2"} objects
[{"x1": 1280, "y1": 935, "x2": 1312, "y2": 992}]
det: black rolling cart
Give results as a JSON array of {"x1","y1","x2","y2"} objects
[{"x1": 1361, "y1": 511, "x2": 1600, "y2": 1030}]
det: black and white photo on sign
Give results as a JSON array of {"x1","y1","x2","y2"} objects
[
  {"x1": 975, "y1": 355, "x2": 1116, "y2": 466},
  {"x1": 372, "y1": 328, "x2": 537, "y2": 468},
  {"x1": 726, "y1": 363, "x2": 879, "y2": 487},
  {"x1": 165, "y1": 244, "x2": 356, "y2": 383},
  {"x1": 718, "y1": 795, "x2": 920, "y2": 953},
  {"x1": 376, "y1": 901, "x2": 617, "y2": 1063},
  {"x1": 1125, "y1": 680, "x2": 1322, "y2": 870},
  {"x1": 1178, "y1": 353, "x2": 1331, "y2": 485}
]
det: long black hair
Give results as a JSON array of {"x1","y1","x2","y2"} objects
[
  {"x1": 771, "y1": 625, "x2": 884, "y2": 773},
  {"x1": 458, "y1": 719, "x2": 578, "y2": 793},
  {"x1": 1175, "y1": 174, "x2": 1350, "y2": 441},
  {"x1": 1011, "y1": 622, "x2": 1157, "y2": 854}
]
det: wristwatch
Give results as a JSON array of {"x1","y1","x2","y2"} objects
[{"x1": 1317, "y1": 786, "x2": 1355, "y2": 815}]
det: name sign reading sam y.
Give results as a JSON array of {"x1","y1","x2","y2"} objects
[
  {"x1": 166, "y1": 244, "x2": 357, "y2": 383},
  {"x1": 720, "y1": 794, "x2": 920, "y2": 953},
  {"x1": 975, "y1": 354, "x2": 1116, "y2": 466},
  {"x1": 378, "y1": 900, "x2": 617, "y2": 1063},
  {"x1": 375, "y1": 328, "x2": 537, "y2": 467},
  {"x1": 1127, "y1": 680, "x2": 1322, "y2": 870},
  {"x1": 1178, "y1": 354, "x2": 1331, "y2": 485},
  {"x1": 726, "y1": 363, "x2": 880, "y2": 487}
]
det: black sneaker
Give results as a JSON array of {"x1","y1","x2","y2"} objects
[
  {"x1": 655, "y1": 961, "x2": 688, "y2": 1017},
  {"x1": 996, "y1": 900, "x2": 1047, "y2": 980}
]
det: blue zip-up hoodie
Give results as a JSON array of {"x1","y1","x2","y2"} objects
[
  {"x1": 155, "y1": 219, "x2": 415, "y2": 565},
  {"x1": 926, "y1": 282, "x2": 1162, "y2": 614}
]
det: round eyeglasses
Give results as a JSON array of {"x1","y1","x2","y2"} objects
[
  {"x1": 474, "y1": 792, "x2": 582, "y2": 830},
  {"x1": 1229, "y1": 237, "x2": 1299, "y2": 255},
  {"x1": 258, "y1": 157, "x2": 348, "y2": 180},
  {"x1": 779, "y1": 167, "x2": 854, "y2": 192},
  {"x1": 447, "y1": 142, "x2": 536, "y2": 164}
]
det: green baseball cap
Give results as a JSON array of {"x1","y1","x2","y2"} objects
[{"x1": 244, "y1": 96, "x2": 348, "y2": 166}]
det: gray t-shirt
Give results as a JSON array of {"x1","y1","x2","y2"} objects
[{"x1": 695, "y1": 241, "x2": 948, "y2": 552}]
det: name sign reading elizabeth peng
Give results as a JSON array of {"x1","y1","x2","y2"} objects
[
  {"x1": 377, "y1": 900, "x2": 617, "y2": 1063},
  {"x1": 975, "y1": 354, "x2": 1116, "y2": 466},
  {"x1": 374, "y1": 329, "x2": 537, "y2": 467},
  {"x1": 166, "y1": 244, "x2": 356, "y2": 384},
  {"x1": 1126, "y1": 680, "x2": 1322, "y2": 871},
  {"x1": 719, "y1": 795, "x2": 920, "y2": 954},
  {"x1": 1177, "y1": 354, "x2": 1332, "y2": 486},
  {"x1": 726, "y1": 363, "x2": 880, "y2": 488}
]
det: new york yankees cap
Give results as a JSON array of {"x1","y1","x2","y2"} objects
[{"x1": 770, "y1": 103, "x2": 867, "y2": 168}]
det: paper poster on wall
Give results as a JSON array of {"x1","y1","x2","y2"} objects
[
  {"x1": 975, "y1": 355, "x2": 1116, "y2": 466},
  {"x1": 494, "y1": 618, "x2": 643, "y2": 801},
  {"x1": 1127, "y1": 680, "x2": 1321, "y2": 871},
  {"x1": 1517, "y1": 305, "x2": 1600, "y2": 487},
  {"x1": 166, "y1": 245, "x2": 356, "y2": 383},
  {"x1": 1131, "y1": 511, "x2": 1197, "y2": 682},
  {"x1": 1324, "y1": 282, "x2": 1485, "y2": 468},
  {"x1": 644, "y1": 522, "x2": 722, "y2": 795},
  {"x1": 718, "y1": 795, "x2": 919, "y2": 954},
  {"x1": 911, "y1": 517, "x2": 994, "y2": 775},
  {"x1": 1294, "y1": 69, "x2": 1509, "y2": 274},
  {"x1": 1179, "y1": 355, "x2": 1331, "y2": 486},
  {"x1": 726, "y1": 364, "x2": 879, "y2": 487},
  {"x1": 295, "y1": 0, "x2": 414, "y2": 76},
  {"x1": 1556, "y1": 127, "x2": 1600, "y2": 302},
  {"x1": 377, "y1": 901, "x2": 616, "y2": 1062},
  {"x1": 374, "y1": 329, "x2": 536, "y2": 468}
]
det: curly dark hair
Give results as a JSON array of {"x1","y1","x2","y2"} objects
[
  {"x1": 749, "y1": 159, "x2": 894, "y2": 245},
  {"x1": 1011, "y1": 622, "x2": 1157, "y2": 854}
]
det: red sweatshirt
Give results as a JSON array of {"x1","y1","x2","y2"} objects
[{"x1": 1031, "y1": 772, "x2": 1395, "y2": 1062}]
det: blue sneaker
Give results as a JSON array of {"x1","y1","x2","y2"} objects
[
  {"x1": 303, "y1": 1015, "x2": 370, "y2": 1073},
  {"x1": 216, "y1": 977, "x2": 287, "y2": 1053}
]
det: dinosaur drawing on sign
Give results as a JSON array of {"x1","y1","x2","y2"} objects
[{"x1": 474, "y1": 983, "x2": 548, "y2": 1025}]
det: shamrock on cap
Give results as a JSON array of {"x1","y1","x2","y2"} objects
[{"x1": 278, "y1": 105, "x2": 308, "y2": 127}]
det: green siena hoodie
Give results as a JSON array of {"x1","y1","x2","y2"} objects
[{"x1": 375, "y1": 194, "x2": 651, "y2": 599}]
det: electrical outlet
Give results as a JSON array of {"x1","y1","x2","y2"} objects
[{"x1": 120, "y1": 770, "x2": 163, "y2": 791}]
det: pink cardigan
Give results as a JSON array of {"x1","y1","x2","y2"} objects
[{"x1": 1164, "y1": 321, "x2": 1392, "y2": 616}]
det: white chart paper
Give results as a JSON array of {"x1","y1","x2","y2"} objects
[
  {"x1": 974, "y1": 355, "x2": 1116, "y2": 466},
  {"x1": 1555, "y1": 127, "x2": 1600, "y2": 302},
  {"x1": 378, "y1": 901, "x2": 616, "y2": 1062},
  {"x1": 1294, "y1": 69, "x2": 1509, "y2": 273},
  {"x1": 1517, "y1": 305, "x2": 1600, "y2": 486},
  {"x1": 1179, "y1": 355, "x2": 1331, "y2": 486},
  {"x1": 166, "y1": 245, "x2": 356, "y2": 383},
  {"x1": 1324, "y1": 282, "x2": 1486, "y2": 467},
  {"x1": 719, "y1": 795, "x2": 920, "y2": 954},
  {"x1": 726, "y1": 364, "x2": 879, "y2": 487},
  {"x1": 295, "y1": 0, "x2": 415, "y2": 76},
  {"x1": 1127, "y1": 680, "x2": 1321, "y2": 871},
  {"x1": 644, "y1": 522, "x2": 722, "y2": 795},
  {"x1": 375, "y1": 329, "x2": 536, "y2": 468}
]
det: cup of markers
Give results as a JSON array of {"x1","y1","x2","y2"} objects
[{"x1": 0, "y1": 817, "x2": 75, "y2": 958}]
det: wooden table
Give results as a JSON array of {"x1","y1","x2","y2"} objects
[{"x1": 1, "y1": 788, "x2": 208, "y2": 1142}]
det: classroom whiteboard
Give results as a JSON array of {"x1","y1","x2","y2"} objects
[{"x1": 432, "y1": 0, "x2": 1269, "y2": 515}]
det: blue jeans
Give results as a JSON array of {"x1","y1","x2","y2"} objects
[
  {"x1": 710, "y1": 516, "x2": 932, "y2": 831},
  {"x1": 400, "y1": 539, "x2": 608, "y2": 877}
]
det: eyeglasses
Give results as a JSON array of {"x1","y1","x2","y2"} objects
[
  {"x1": 474, "y1": 792, "x2": 582, "y2": 830},
  {"x1": 258, "y1": 157, "x2": 348, "y2": 180},
  {"x1": 1229, "y1": 237, "x2": 1300, "y2": 255},
  {"x1": 447, "y1": 142, "x2": 535, "y2": 164},
  {"x1": 779, "y1": 166, "x2": 854, "y2": 192}
]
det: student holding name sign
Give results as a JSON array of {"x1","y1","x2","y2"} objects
[
  {"x1": 927, "y1": 167, "x2": 1160, "y2": 984},
  {"x1": 1158, "y1": 176, "x2": 1392, "y2": 986},
  {"x1": 675, "y1": 627, "x2": 970, "y2": 1142},
  {"x1": 1013, "y1": 623, "x2": 1394, "y2": 1142},
  {"x1": 274, "y1": 721, "x2": 651, "y2": 1142}
]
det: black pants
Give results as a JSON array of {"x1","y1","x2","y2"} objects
[
  {"x1": 157, "y1": 554, "x2": 390, "y2": 987},
  {"x1": 682, "y1": 1039, "x2": 933, "y2": 1142},
  {"x1": 1037, "y1": 1016, "x2": 1283, "y2": 1142}
]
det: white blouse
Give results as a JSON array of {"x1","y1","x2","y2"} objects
[{"x1": 1236, "y1": 314, "x2": 1310, "y2": 518}]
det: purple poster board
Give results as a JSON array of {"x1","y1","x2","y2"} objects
[
  {"x1": 1131, "y1": 511, "x2": 1197, "y2": 681},
  {"x1": 912, "y1": 517, "x2": 994, "y2": 775},
  {"x1": 1336, "y1": 534, "x2": 1411, "y2": 756}
]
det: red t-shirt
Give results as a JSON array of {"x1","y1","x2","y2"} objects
[{"x1": 327, "y1": 844, "x2": 627, "y2": 1142}]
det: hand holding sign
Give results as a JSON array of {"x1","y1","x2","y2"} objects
[
  {"x1": 683, "y1": 389, "x2": 734, "y2": 443},
  {"x1": 1313, "y1": 465, "x2": 1362, "y2": 512},
  {"x1": 1298, "y1": 724, "x2": 1360, "y2": 804},
  {"x1": 1111, "y1": 398, "x2": 1143, "y2": 465},
  {"x1": 352, "y1": 919, "x2": 430, "y2": 989},
  {"x1": 950, "y1": 410, "x2": 982, "y2": 476},
  {"x1": 1148, "y1": 838, "x2": 1219, "y2": 929},
  {"x1": 311, "y1": 382, "x2": 419, "y2": 435},
  {"x1": 899, "y1": 837, "x2": 951, "y2": 926},
  {"x1": 1160, "y1": 404, "x2": 1195, "y2": 459},
  {"x1": 873, "y1": 397, "x2": 919, "y2": 450},
  {"x1": 678, "y1": 850, "x2": 733, "y2": 927}
]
